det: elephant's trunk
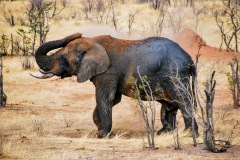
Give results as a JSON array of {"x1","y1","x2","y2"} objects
[{"x1": 35, "y1": 33, "x2": 82, "y2": 71}]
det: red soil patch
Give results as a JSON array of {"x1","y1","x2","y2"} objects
[{"x1": 178, "y1": 28, "x2": 235, "y2": 62}]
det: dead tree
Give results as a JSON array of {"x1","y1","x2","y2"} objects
[
  {"x1": 0, "y1": 54, "x2": 6, "y2": 107},
  {"x1": 198, "y1": 71, "x2": 229, "y2": 152},
  {"x1": 173, "y1": 119, "x2": 181, "y2": 150},
  {"x1": 228, "y1": 55, "x2": 240, "y2": 108},
  {"x1": 133, "y1": 66, "x2": 156, "y2": 149}
]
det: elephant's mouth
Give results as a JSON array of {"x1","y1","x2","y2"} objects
[
  {"x1": 31, "y1": 65, "x2": 73, "y2": 79},
  {"x1": 59, "y1": 71, "x2": 71, "y2": 79}
]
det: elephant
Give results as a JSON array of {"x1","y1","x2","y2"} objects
[{"x1": 31, "y1": 33, "x2": 198, "y2": 138}]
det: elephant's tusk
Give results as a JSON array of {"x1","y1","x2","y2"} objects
[
  {"x1": 39, "y1": 69, "x2": 50, "y2": 74},
  {"x1": 30, "y1": 73, "x2": 55, "y2": 79}
]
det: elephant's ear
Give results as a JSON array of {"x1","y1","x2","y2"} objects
[{"x1": 77, "y1": 43, "x2": 110, "y2": 83}]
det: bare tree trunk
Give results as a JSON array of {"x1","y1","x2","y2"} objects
[
  {"x1": 236, "y1": 62, "x2": 240, "y2": 107},
  {"x1": 202, "y1": 71, "x2": 229, "y2": 152},
  {"x1": 192, "y1": 116, "x2": 197, "y2": 146},
  {"x1": 32, "y1": 28, "x2": 36, "y2": 55},
  {"x1": 234, "y1": 56, "x2": 240, "y2": 108},
  {"x1": 230, "y1": 55, "x2": 240, "y2": 108},
  {"x1": 173, "y1": 119, "x2": 181, "y2": 150},
  {"x1": 10, "y1": 33, "x2": 13, "y2": 56},
  {"x1": 0, "y1": 54, "x2": 6, "y2": 107},
  {"x1": 231, "y1": 63, "x2": 237, "y2": 107},
  {"x1": 205, "y1": 74, "x2": 216, "y2": 151}
]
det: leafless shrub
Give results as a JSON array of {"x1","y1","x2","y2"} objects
[
  {"x1": 128, "y1": 10, "x2": 139, "y2": 35},
  {"x1": 0, "y1": 33, "x2": 9, "y2": 56},
  {"x1": 63, "y1": 115, "x2": 73, "y2": 128},
  {"x1": 81, "y1": 0, "x2": 95, "y2": 19},
  {"x1": 10, "y1": 34, "x2": 21, "y2": 56},
  {"x1": 167, "y1": 8, "x2": 185, "y2": 40},
  {"x1": 132, "y1": 66, "x2": 157, "y2": 149},
  {"x1": 0, "y1": 2, "x2": 18, "y2": 27},
  {"x1": 173, "y1": 118, "x2": 181, "y2": 150},
  {"x1": 32, "y1": 119, "x2": 45, "y2": 136},
  {"x1": 94, "y1": 0, "x2": 111, "y2": 24},
  {"x1": 227, "y1": 121, "x2": 239, "y2": 146},
  {"x1": 213, "y1": 0, "x2": 240, "y2": 52},
  {"x1": 3, "y1": 9, "x2": 14, "y2": 26},
  {"x1": 84, "y1": 0, "x2": 94, "y2": 12},
  {"x1": 19, "y1": 56, "x2": 34, "y2": 70},
  {"x1": 169, "y1": 63, "x2": 197, "y2": 147},
  {"x1": 147, "y1": 0, "x2": 171, "y2": 9},
  {"x1": 0, "y1": 131, "x2": 6, "y2": 158},
  {"x1": 147, "y1": 7, "x2": 166, "y2": 36},
  {"x1": 192, "y1": 1, "x2": 208, "y2": 31},
  {"x1": 226, "y1": 54, "x2": 240, "y2": 109},
  {"x1": 109, "y1": 0, "x2": 118, "y2": 31},
  {"x1": 51, "y1": 0, "x2": 68, "y2": 18}
]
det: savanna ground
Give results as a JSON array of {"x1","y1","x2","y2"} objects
[{"x1": 0, "y1": 0, "x2": 240, "y2": 159}]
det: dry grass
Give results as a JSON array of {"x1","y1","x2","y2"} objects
[
  {"x1": 0, "y1": 56, "x2": 239, "y2": 159},
  {"x1": 0, "y1": 0, "x2": 240, "y2": 159},
  {"x1": 0, "y1": 0, "x2": 224, "y2": 46}
]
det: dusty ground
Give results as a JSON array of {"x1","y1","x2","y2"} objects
[
  {"x1": 0, "y1": 1, "x2": 240, "y2": 159},
  {"x1": 0, "y1": 30, "x2": 240, "y2": 159}
]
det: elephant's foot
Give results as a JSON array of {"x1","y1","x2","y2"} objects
[
  {"x1": 95, "y1": 130, "x2": 114, "y2": 139},
  {"x1": 184, "y1": 128, "x2": 199, "y2": 138},
  {"x1": 156, "y1": 127, "x2": 173, "y2": 135}
]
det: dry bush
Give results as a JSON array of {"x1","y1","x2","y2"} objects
[
  {"x1": 63, "y1": 114, "x2": 73, "y2": 128},
  {"x1": 0, "y1": 136, "x2": 27, "y2": 159},
  {"x1": 19, "y1": 56, "x2": 34, "y2": 70},
  {"x1": 32, "y1": 119, "x2": 46, "y2": 136},
  {"x1": 0, "y1": 1, "x2": 25, "y2": 26}
]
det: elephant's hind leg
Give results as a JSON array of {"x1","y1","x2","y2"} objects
[{"x1": 157, "y1": 100, "x2": 178, "y2": 135}]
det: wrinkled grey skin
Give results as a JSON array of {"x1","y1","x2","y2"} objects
[{"x1": 32, "y1": 33, "x2": 198, "y2": 138}]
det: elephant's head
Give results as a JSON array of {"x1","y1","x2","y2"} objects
[{"x1": 31, "y1": 33, "x2": 110, "y2": 83}]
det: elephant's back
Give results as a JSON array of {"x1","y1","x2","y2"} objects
[{"x1": 124, "y1": 37, "x2": 193, "y2": 75}]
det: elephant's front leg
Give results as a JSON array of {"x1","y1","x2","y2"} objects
[
  {"x1": 93, "y1": 107, "x2": 102, "y2": 131},
  {"x1": 93, "y1": 92, "x2": 122, "y2": 133},
  {"x1": 94, "y1": 81, "x2": 117, "y2": 138}
]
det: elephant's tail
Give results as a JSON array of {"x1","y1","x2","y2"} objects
[{"x1": 190, "y1": 64, "x2": 197, "y2": 109}]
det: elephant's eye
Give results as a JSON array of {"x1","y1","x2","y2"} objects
[
  {"x1": 77, "y1": 51, "x2": 86, "y2": 62},
  {"x1": 58, "y1": 54, "x2": 71, "y2": 73}
]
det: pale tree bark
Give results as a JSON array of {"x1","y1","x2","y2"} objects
[{"x1": 0, "y1": 54, "x2": 6, "y2": 107}]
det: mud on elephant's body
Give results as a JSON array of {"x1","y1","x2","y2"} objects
[{"x1": 31, "y1": 33, "x2": 198, "y2": 138}]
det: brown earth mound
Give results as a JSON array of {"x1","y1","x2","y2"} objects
[{"x1": 178, "y1": 28, "x2": 235, "y2": 62}]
